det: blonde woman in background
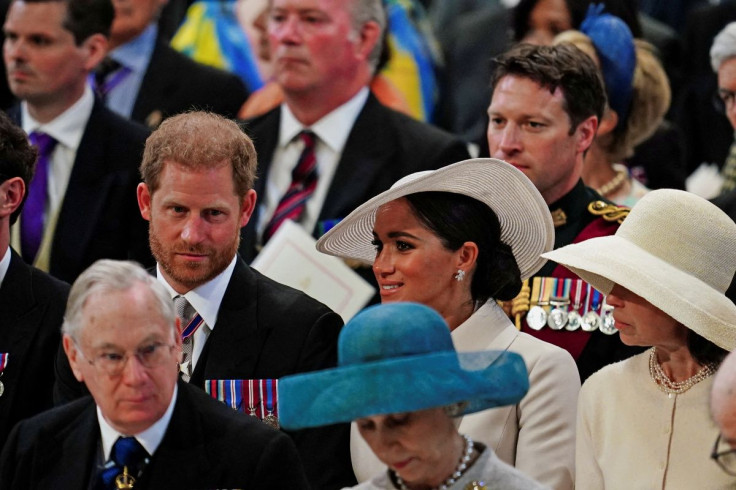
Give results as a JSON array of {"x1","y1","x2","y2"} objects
[{"x1": 555, "y1": 6, "x2": 670, "y2": 206}]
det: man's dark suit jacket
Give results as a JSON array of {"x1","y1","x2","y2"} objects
[
  {"x1": 131, "y1": 37, "x2": 248, "y2": 128},
  {"x1": 238, "y1": 92, "x2": 472, "y2": 262},
  {"x1": 0, "y1": 250, "x2": 68, "y2": 450},
  {"x1": 8, "y1": 99, "x2": 153, "y2": 284},
  {"x1": 55, "y1": 256, "x2": 353, "y2": 489},
  {"x1": 0, "y1": 381, "x2": 310, "y2": 489}
]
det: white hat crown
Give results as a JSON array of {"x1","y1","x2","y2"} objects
[{"x1": 616, "y1": 189, "x2": 736, "y2": 294}]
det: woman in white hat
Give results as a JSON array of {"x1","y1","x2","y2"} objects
[
  {"x1": 543, "y1": 188, "x2": 736, "y2": 489},
  {"x1": 279, "y1": 302, "x2": 547, "y2": 490},
  {"x1": 317, "y1": 158, "x2": 580, "y2": 489}
]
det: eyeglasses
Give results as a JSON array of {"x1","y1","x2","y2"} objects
[
  {"x1": 713, "y1": 89, "x2": 736, "y2": 114},
  {"x1": 711, "y1": 433, "x2": 736, "y2": 476},
  {"x1": 76, "y1": 342, "x2": 177, "y2": 376}
]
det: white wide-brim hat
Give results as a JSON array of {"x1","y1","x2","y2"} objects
[
  {"x1": 543, "y1": 189, "x2": 736, "y2": 351},
  {"x1": 316, "y1": 158, "x2": 555, "y2": 281}
]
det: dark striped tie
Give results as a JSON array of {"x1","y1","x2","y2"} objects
[{"x1": 262, "y1": 130, "x2": 318, "y2": 243}]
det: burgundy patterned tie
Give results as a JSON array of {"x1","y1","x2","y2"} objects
[
  {"x1": 262, "y1": 130, "x2": 318, "y2": 243},
  {"x1": 21, "y1": 131, "x2": 57, "y2": 263}
]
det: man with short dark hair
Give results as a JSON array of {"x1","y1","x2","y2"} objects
[
  {"x1": 3, "y1": 0, "x2": 152, "y2": 283},
  {"x1": 0, "y1": 110, "x2": 69, "y2": 449},
  {"x1": 0, "y1": 259, "x2": 310, "y2": 489},
  {"x1": 239, "y1": 0, "x2": 470, "y2": 261},
  {"x1": 488, "y1": 43, "x2": 641, "y2": 381}
]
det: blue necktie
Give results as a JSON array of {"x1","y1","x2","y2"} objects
[{"x1": 98, "y1": 436, "x2": 149, "y2": 489}]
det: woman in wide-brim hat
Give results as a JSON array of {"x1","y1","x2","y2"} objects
[
  {"x1": 279, "y1": 302, "x2": 548, "y2": 490},
  {"x1": 316, "y1": 158, "x2": 580, "y2": 489},
  {"x1": 542, "y1": 188, "x2": 736, "y2": 489}
]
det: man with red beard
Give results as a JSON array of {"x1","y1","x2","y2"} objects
[{"x1": 55, "y1": 111, "x2": 355, "y2": 489}]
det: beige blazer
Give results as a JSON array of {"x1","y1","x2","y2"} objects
[{"x1": 350, "y1": 302, "x2": 580, "y2": 490}]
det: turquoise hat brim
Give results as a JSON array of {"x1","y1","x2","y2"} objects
[{"x1": 278, "y1": 350, "x2": 529, "y2": 430}]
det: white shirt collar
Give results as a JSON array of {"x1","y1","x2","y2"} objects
[
  {"x1": 0, "y1": 247, "x2": 11, "y2": 287},
  {"x1": 98, "y1": 383, "x2": 178, "y2": 460},
  {"x1": 20, "y1": 84, "x2": 94, "y2": 151},
  {"x1": 155, "y1": 255, "x2": 238, "y2": 330},
  {"x1": 278, "y1": 87, "x2": 369, "y2": 151}
]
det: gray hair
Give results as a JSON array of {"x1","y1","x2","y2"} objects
[
  {"x1": 348, "y1": 0, "x2": 386, "y2": 71},
  {"x1": 62, "y1": 260, "x2": 175, "y2": 342},
  {"x1": 711, "y1": 22, "x2": 736, "y2": 73}
]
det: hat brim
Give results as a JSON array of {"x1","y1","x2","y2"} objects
[
  {"x1": 316, "y1": 158, "x2": 554, "y2": 281},
  {"x1": 543, "y1": 236, "x2": 736, "y2": 350},
  {"x1": 278, "y1": 350, "x2": 529, "y2": 430}
]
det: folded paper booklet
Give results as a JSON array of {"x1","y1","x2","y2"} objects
[{"x1": 252, "y1": 220, "x2": 375, "y2": 321}]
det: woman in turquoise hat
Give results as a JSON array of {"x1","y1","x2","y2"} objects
[{"x1": 279, "y1": 302, "x2": 548, "y2": 490}]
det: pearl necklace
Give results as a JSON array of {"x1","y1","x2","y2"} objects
[
  {"x1": 393, "y1": 434, "x2": 474, "y2": 490},
  {"x1": 595, "y1": 165, "x2": 628, "y2": 197},
  {"x1": 648, "y1": 347, "x2": 716, "y2": 396}
]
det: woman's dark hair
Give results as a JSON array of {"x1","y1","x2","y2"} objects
[
  {"x1": 403, "y1": 191, "x2": 522, "y2": 305},
  {"x1": 687, "y1": 330, "x2": 728, "y2": 367}
]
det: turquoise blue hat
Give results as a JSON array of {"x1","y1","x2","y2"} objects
[
  {"x1": 278, "y1": 303, "x2": 529, "y2": 430},
  {"x1": 581, "y1": 4, "x2": 636, "y2": 128}
]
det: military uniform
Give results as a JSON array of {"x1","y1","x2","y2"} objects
[{"x1": 504, "y1": 180, "x2": 643, "y2": 382}]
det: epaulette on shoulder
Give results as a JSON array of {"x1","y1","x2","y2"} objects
[{"x1": 587, "y1": 200, "x2": 630, "y2": 224}]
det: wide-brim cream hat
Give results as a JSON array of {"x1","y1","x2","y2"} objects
[
  {"x1": 316, "y1": 158, "x2": 555, "y2": 281},
  {"x1": 543, "y1": 189, "x2": 736, "y2": 350}
]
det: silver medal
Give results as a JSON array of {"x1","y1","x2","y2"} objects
[
  {"x1": 565, "y1": 311, "x2": 581, "y2": 331},
  {"x1": 581, "y1": 311, "x2": 600, "y2": 332},
  {"x1": 0, "y1": 379, "x2": 4, "y2": 398},
  {"x1": 547, "y1": 307, "x2": 568, "y2": 330},
  {"x1": 526, "y1": 306, "x2": 547, "y2": 330},
  {"x1": 599, "y1": 303, "x2": 617, "y2": 335}
]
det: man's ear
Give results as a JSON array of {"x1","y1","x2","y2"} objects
[
  {"x1": 137, "y1": 183, "x2": 152, "y2": 221},
  {"x1": 82, "y1": 33, "x2": 109, "y2": 73},
  {"x1": 356, "y1": 20, "x2": 381, "y2": 65},
  {"x1": 62, "y1": 334, "x2": 85, "y2": 383},
  {"x1": 576, "y1": 115, "x2": 599, "y2": 154},
  {"x1": 0, "y1": 177, "x2": 25, "y2": 219},
  {"x1": 239, "y1": 189, "x2": 257, "y2": 228}
]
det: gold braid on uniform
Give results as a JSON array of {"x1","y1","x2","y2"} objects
[
  {"x1": 587, "y1": 201, "x2": 630, "y2": 224},
  {"x1": 498, "y1": 279, "x2": 530, "y2": 330}
]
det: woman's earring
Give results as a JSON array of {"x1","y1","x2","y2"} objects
[{"x1": 454, "y1": 269, "x2": 465, "y2": 282}]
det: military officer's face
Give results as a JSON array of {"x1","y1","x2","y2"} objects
[
  {"x1": 487, "y1": 75, "x2": 596, "y2": 205},
  {"x1": 137, "y1": 160, "x2": 255, "y2": 294},
  {"x1": 64, "y1": 284, "x2": 182, "y2": 435}
]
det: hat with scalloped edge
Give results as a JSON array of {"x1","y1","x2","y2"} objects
[
  {"x1": 277, "y1": 302, "x2": 529, "y2": 430},
  {"x1": 315, "y1": 158, "x2": 554, "y2": 281},
  {"x1": 543, "y1": 189, "x2": 736, "y2": 351}
]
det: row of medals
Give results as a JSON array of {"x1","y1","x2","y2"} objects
[{"x1": 525, "y1": 296, "x2": 617, "y2": 335}]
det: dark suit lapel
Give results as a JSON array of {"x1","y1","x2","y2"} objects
[
  {"x1": 132, "y1": 39, "x2": 173, "y2": 126},
  {"x1": 0, "y1": 252, "x2": 43, "y2": 413},
  {"x1": 142, "y1": 383, "x2": 213, "y2": 487},
  {"x1": 35, "y1": 401, "x2": 99, "y2": 489},
  {"x1": 51, "y1": 101, "x2": 116, "y2": 275},
  {"x1": 239, "y1": 109, "x2": 280, "y2": 262},
  {"x1": 190, "y1": 258, "x2": 265, "y2": 385},
  {"x1": 319, "y1": 94, "x2": 395, "y2": 224}
]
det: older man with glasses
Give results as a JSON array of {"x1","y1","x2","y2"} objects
[
  {"x1": 711, "y1": 349, "x2": 736, "y2": 478},
  {"x1": 0, "y1": 259, "x2": 309, "y2": 489}
]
